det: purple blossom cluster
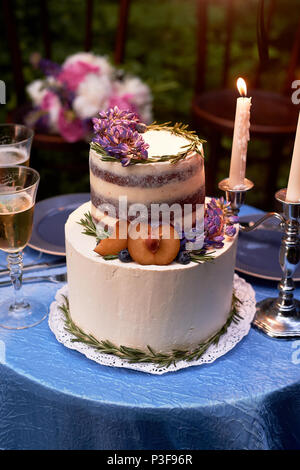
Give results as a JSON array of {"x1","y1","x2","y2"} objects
[
  {"x1": 92, "y1": 107, "x2": 149, "y2": 166},
  {"x1": 204, "y1": 198, "x2": 238, "y2": 249},
  {"x1": 178, "y1": 198, "x2": 239, "y2": 254},
  {"x1": 38, "y1": 58, "x2": 62, "y2": 78},
  {"x1": 30, "y1": 53, "x2": 62, "y2": 78}
]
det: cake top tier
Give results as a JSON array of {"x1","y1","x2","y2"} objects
[
  {"x1": 143, "y1": 129, "x2": 194, "y2": 158},
  {"x1": 90, "y1": 106, "x2": 204, "y2": 167}
]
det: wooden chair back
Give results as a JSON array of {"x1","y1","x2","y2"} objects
[{"x1": 194, "y1": 0, "x2": 300, "y2": 96}]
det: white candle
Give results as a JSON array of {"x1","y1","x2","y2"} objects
[
  {"x1": 228, "y1": 78, "x2": 251, "y2": 188},
  {"x1": 286, "y1": 112, "x2": 300, "y2": 202}
]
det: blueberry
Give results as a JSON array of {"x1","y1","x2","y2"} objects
[
  {"x1": 136, "y1": 123, "x2": 147, "y2": 133},
  {"x1": 118, "y1": 249, "x2": 132, "y2": 263},
  {"x1": 177, "y1": 251, "x2": 191, "y2": 265}
]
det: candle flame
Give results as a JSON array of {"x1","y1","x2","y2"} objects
[{"x1": 237, "y1": 77, "x2": 247, "y2": 97}]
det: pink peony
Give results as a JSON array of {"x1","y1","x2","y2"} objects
[
  {"x1": 41, "y1": 90, "x2": 57, "y2": 110},
  {"x1": 26, "y1": 52, "x2": 153, "y2": 141},
  {"x1": 57, "y1": 108, "x2": 85, "y2": 142},
  {"x1": 110, "y1": 77, "x2": 153, "y2": 124},
  {"x1": 57, "y1": 60, "x2": 100, "y2": 91},
  {"x1": 108, "y1": 93, "x2": 138, "y2": 115},
  {"x1": 73, "y1": 74, "x2": 112, "y2": 119},
  {"x1": 63, "y1": 52, "x2": 113, "y2": 77},
  {"x1": 40, "y1": 91, "x2": 61, "y2": 133}
]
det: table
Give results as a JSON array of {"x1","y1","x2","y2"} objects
[{"x1": 0, "y1": 205, "x2": 300, "y2": 450}]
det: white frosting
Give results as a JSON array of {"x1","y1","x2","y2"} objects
[
  {"x1": 65, "y1": 201, "x2": 238, "y2": 353},
  {"x1": 142, "y1": 129, "x2": 193, "y2": 157},
  {"x1": 90, "y1": 169, "x2": 202, "y2": 204},
  {"x1": 90, "y1": 148, "x2": 196, "y2": 177}
]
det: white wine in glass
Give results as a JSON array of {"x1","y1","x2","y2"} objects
[
  {"x1": 0, "y1": 124, "x2": 33, "y2": 167},
  {"x1": 0, "y1": 166, "x2": 47, "y2": 329},
  {"x1": 0, "y1": 148, "x2": 30, "y2": 167},
  {"x1": 0, "y1": 193, "x2": 34, "y2": 252}
]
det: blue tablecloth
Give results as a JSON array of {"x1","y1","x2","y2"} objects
[{"x1": 0, "y1": 204, "x2": 300, "y2": 450}]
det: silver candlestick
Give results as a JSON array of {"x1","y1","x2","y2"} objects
[
  {"x1": 218, "y1": 178, "x2": 300, "y2": 338},
  {"x1": 218, "y1": 177, "x2": 283, "y2": 232},
  {"x1": 254, "y1": 189, "x2": 300, "y2": 338},
  {"x1": 218, "y1": 177, "x2": 254, "y2": 216}
]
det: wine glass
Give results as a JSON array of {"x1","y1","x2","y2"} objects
[
  {"x1": 0, "y1": 124, "x2": 34, "y2": 167},
  {"x1": 0, "y1": 166, "x2": 47, "y2": 329}
]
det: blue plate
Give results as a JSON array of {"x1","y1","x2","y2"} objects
[
  {"x1": 28, "y1": 193, "x2": 90, "y2": 256},
  {"x1": 236, "y1": 214, "x2": 300, "y2": 281}
]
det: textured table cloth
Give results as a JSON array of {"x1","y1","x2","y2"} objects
[{"x1": 0, "y1": 205, "x2": 300, "y2": 450}]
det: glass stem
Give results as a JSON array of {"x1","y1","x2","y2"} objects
[{"x1": 7, "y1": 252, "x2": 28, "y2": 311}]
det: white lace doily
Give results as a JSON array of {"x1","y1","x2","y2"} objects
[{"x1": 48, "y1": 274, "x2": 256, "y2": 375}]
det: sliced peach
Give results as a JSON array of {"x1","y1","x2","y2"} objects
[
  {"x1": 154, "y1": 225, "x2": 180, "y2": 265},
  {"x1": 94, "y1": 220, "x2": 128, "y2": 256},
  {"x1": 128, "y1": 223, "x2": 180, "y2": 265},
  {"x1": 127, "y1": 223, "x2": 154, "y2": 264},
  {"x1": 145, "y1": 236, "x2": 160, "y2": 254}
]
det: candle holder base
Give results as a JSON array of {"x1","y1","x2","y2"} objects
[
  {"x1": 254, "y1": 298, "x2": 300, "y2": 338},
  {"x1": 253, "y1": 187, "x2": 300, "y2": 339},
  {"x1": 218, "y1": 178, "x2": 254, "y2": 216}
]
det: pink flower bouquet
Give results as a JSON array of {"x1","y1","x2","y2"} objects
[{"x1": 25, "y1": 52, "x2": 153, "y2": 143}]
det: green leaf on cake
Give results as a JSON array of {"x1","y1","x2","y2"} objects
[
  {"x1": 77, "y1": 212, "x2": 110, "y2": 244},
  {"x1": 189, "y1": 250, "x2": 216, "y2": 264},
  {"x1": 77, "y1": 212, "x2": 97, "y2": 237}
]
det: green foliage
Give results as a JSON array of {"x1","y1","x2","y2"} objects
[
  {"x1": 77, "y1": 211, "x2": 97, "y2": 238},
  {"x1": 0, "y1": 0, "x2": 298, "y2": 208}
]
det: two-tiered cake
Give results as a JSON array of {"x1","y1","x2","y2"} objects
[{"x1": 65, "y1": 108, "x2": 238, "y2": 355}]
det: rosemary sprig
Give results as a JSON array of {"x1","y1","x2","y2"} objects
[
  {"x1": 77, "y1": 211, "x2": 110, "y2": 245},
  {"x1": 60, "y1": 293, "x2": 242, "y2": 368},
  {"x1": 148, "y1": 121, "x2": 204, "y2": 145},
  {"x1": 90, "y1": 122, "x2": 205, "y2": 166},
  {"x1": 102, "y1": 254, "x2": 119, "y2": 260},
  {"x1": 77, "y1": 212, "x2": 97, "y2": 237},
  {"x1": 189, "y1": 250, "x2": 216, "y2": 264}
]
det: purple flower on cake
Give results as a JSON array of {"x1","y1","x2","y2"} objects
[
  {"x1": 203, "y1": 198, "x2": 238, "y2": 249},
  {"x1": 92, "y1": 107, "x2": 149, "y2": 166},
  {"x1": 227, "y1": 215, "x2": 239, "y2": 225},
  {"x1": 204, "y1": 200, "x2": 225, "y2": 248},
  {"x1": 225, "y1": 225, "x2": 237, "y2": 237},
  {"x1": 176, "y1": 197, "x2": 238, "y2": 253},
  {"x1": 25, "y1": 52, "x2": 152, "y2": 143}
]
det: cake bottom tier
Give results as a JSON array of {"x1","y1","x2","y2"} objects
[{"x1": 65, "y1": 202, "x2": 238, "y2": 353}]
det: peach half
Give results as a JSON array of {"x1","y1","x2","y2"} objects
[
  {"x1": 94, "y1": 220, "x2": 129, "y2": 256},
  {"x1": 128, "y1": 223, "x2": 180, "y2": 265}
]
